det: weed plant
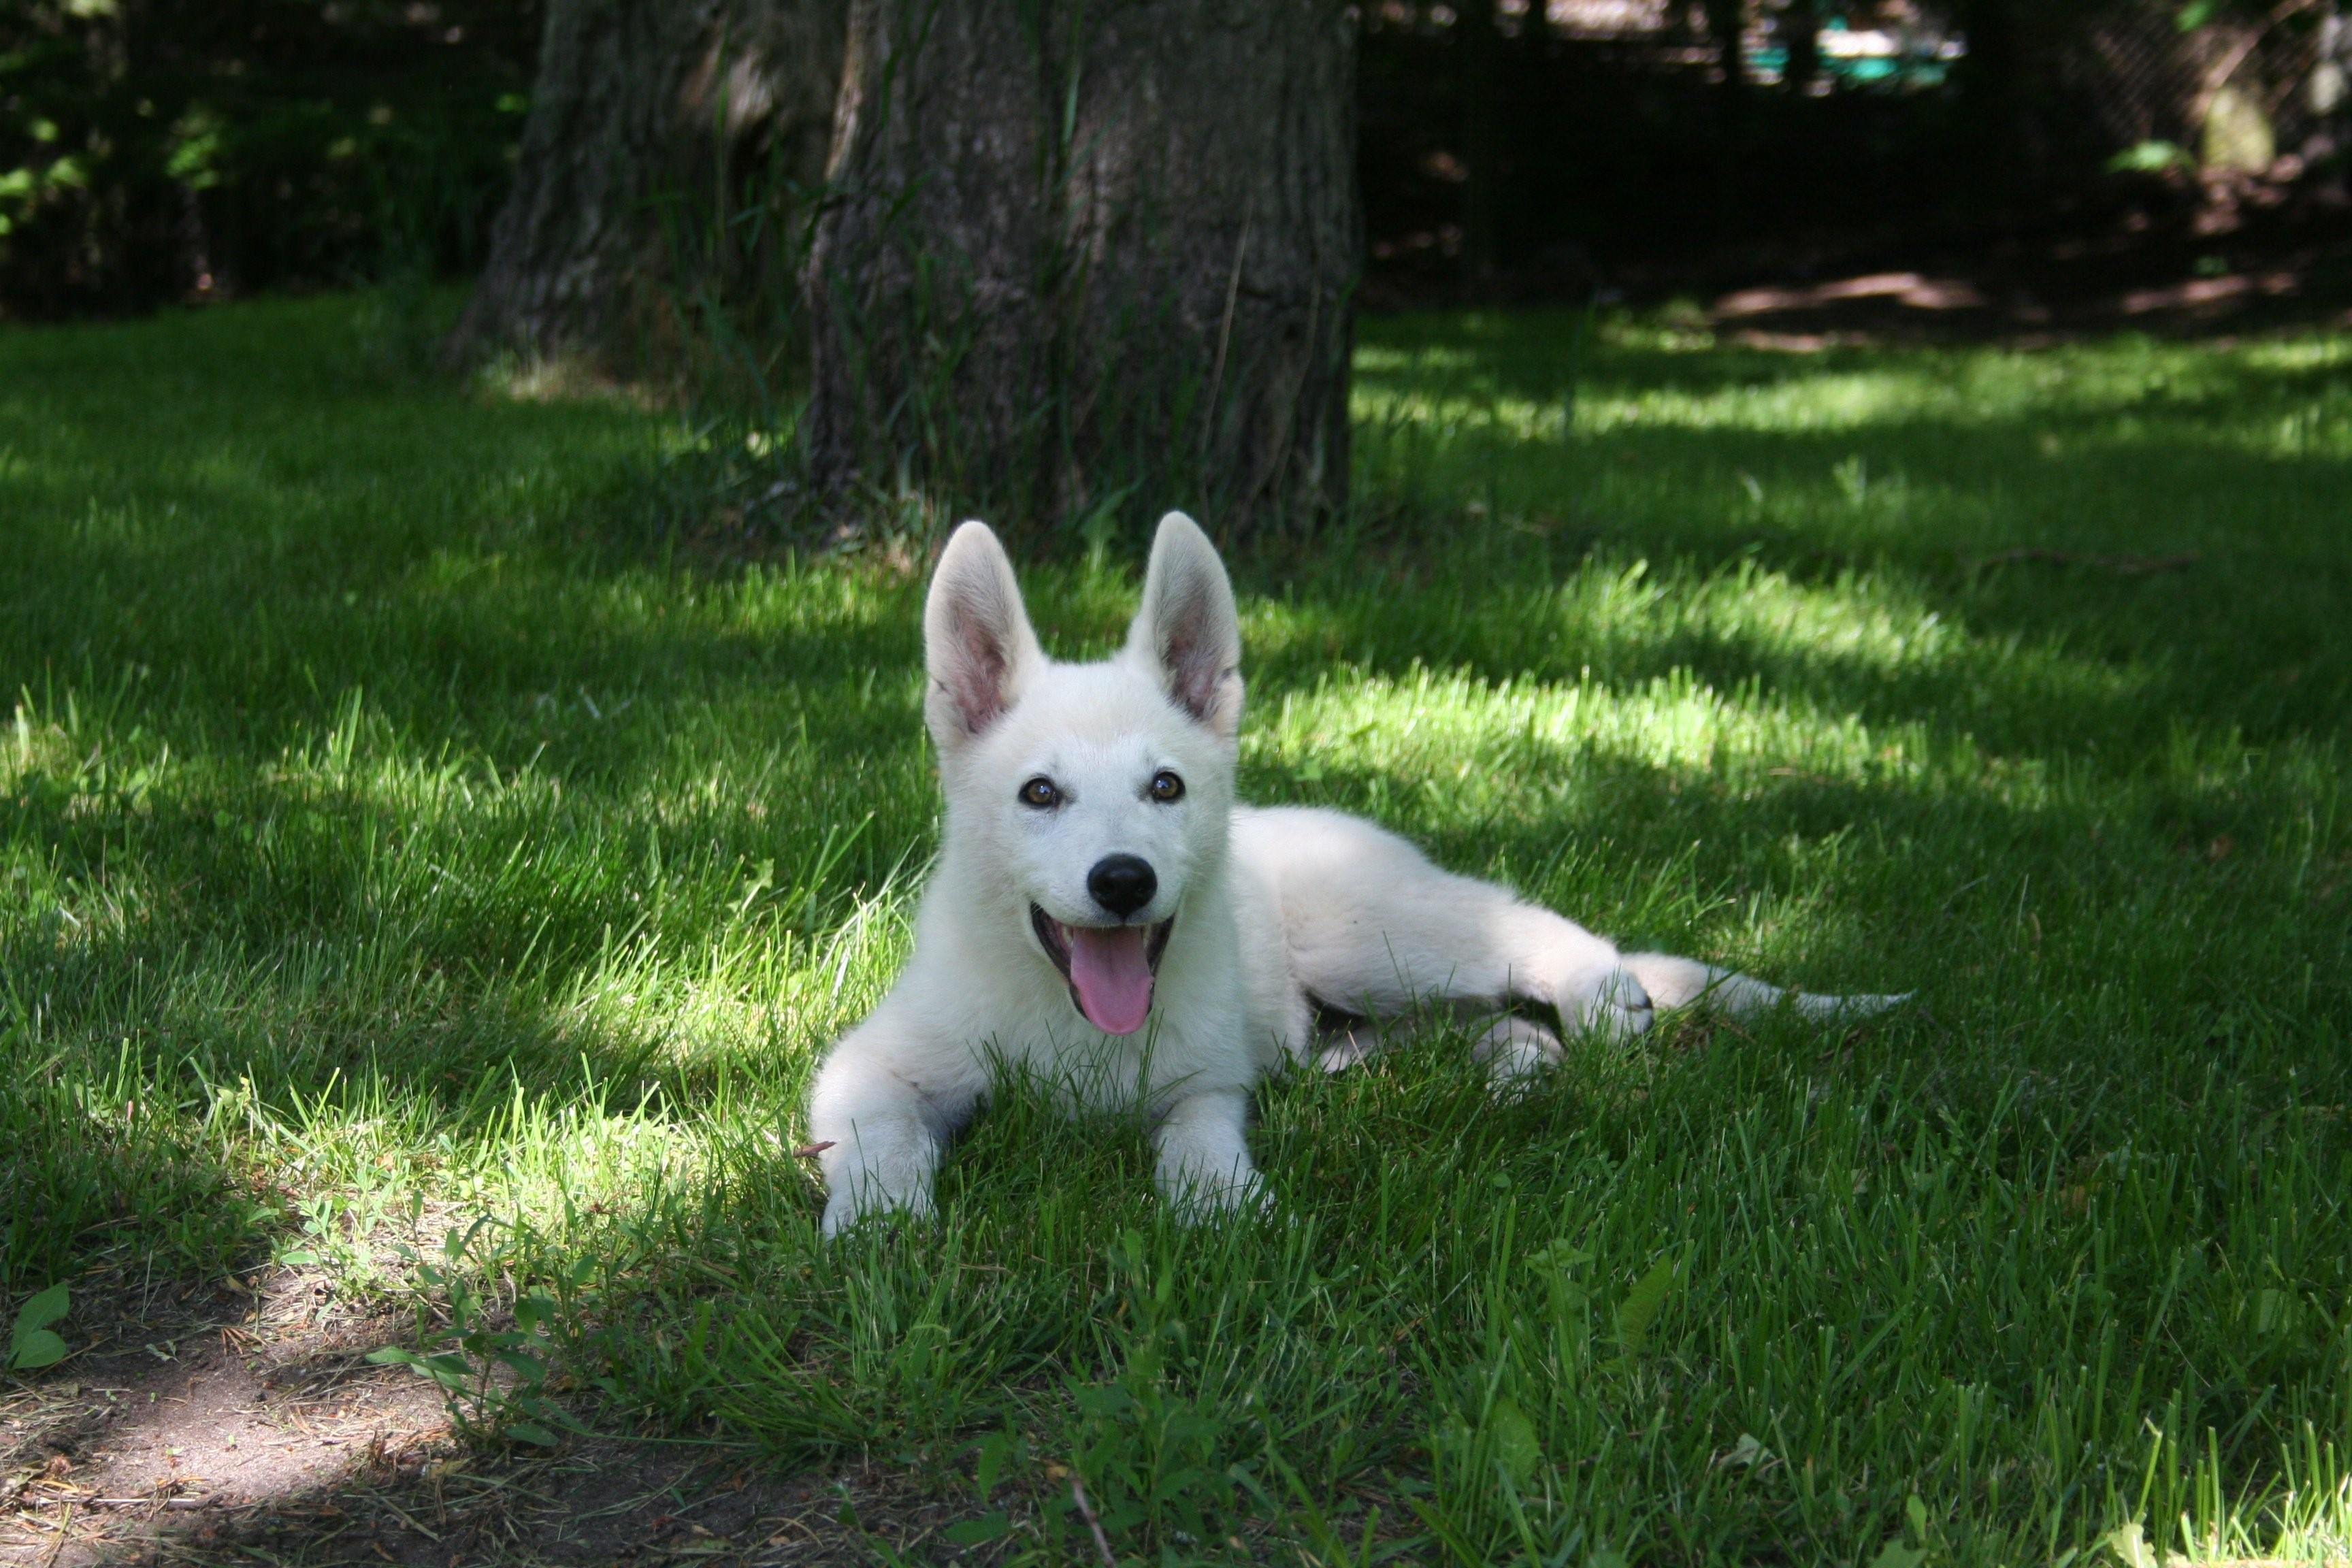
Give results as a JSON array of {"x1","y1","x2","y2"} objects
[{"x1": 3, "y1": 295, "x2": 2351, "y2": 1563}]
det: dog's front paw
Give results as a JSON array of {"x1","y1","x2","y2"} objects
[
  {"x1": 1559, "y1": 964, "x2": 1656, "y2": 1041},
  {"x1": 1166, "y1": 1166, "x2": 1271, "y2": 1225},
  {"x1": 1474, "y1": 1014, "x2": 1565, "y2": 1091},
  {"x1": 819, "y1": 1177, "x2": 935, "y2": 1240}
]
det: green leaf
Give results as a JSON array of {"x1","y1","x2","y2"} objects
[
  {"x1": 1526, "y1": 1240, "x2": 1591, "y2": 1274},
  {"x1": 975, "y1": 1431, "x2": 1014, "y2": 1498},
  {"x1": 1868, "y1": 1539, "x2": 1927, "y2": 1568},
  {"x1": 2106, "y1": 1522, "x2": 2156, "y2": 1568},
  {"x1": 1074, "y1": 1384, "x2": 1134, "y2": 1418},
  {"x1": 1718, "y1": 1432, "x2": 1772, "y2": 1469},
  {"x1": 14, "y1": 1283, "x2": 68, "y2": 1339},
  {"x1": 1486, "y1": 1396, "x2": 1541, "y2": 1485},
  {"x1": 945, "y1": 1512, "x2": 1012, "y2": 1546},
  {"x1": 1614, "y1": 1254, "x2": 1682, "y2": 1358},
  {"x1": 505, "y1": 1422, "x2": 558, "y2": 1446},
  {"x1": 419, "y1": 1354, "x2": 474, "y2": 1392},
  {"x1": 2107, "y1": 140, "x2": 2193, "y2": 174},
  {"x1": 11, "y1": 1286, "x2": 71, "y2": 1369}
]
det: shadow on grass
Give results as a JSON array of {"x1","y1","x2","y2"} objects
[
  {"x1": 5, "y1": 296, "x2": 2352, "y2": 1563},
  {"x1": 7, "y1": 656, "x2": 2339, "y2": 1298},
  {"x1": 1343, "y1": 320, "x2": 2352, "y2": 754}
]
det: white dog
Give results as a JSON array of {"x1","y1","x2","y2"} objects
[{"x1": 807, "y1": 512, "x2": 1902, "y2": 1235}]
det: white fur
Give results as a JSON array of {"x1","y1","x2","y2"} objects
[{"x1": 807, "y1": 513, "x2": 1906, "y2": 1235}]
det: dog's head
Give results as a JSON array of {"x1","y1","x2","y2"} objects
[{"x1": 924, "y1": 511, "x2": 1243, "y2": 1036}]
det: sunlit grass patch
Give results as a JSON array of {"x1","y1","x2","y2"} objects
[{"x1": 2, "y1": 293, "x2": 2350, "y2": 1563}]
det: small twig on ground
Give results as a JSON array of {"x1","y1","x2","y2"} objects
[
  {"x1": 372, "y1": 1494, "x2": 444, "y2": 1540},
  {"x1": 1976, "y1": 547, "x2": 2200, "y2": 575},
  {"x1": 1068, "y1": 1473, "x2": 1117, "y2": 1567},
  {"x1": 37, "y1": 1501, "x2": 72, "y2": 1568}
]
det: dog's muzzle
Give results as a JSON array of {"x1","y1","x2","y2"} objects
[{"x1": 1031, "y1": 904, "x2": 1175, "y2": 1036}]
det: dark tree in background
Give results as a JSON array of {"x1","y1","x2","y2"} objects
[
  {"x1": 1458, "y1": 0, "x2": 1502, "y2": 283},
  {"x1": 803, "y1": 0, "x2": 1360, "y2": 536},
  {"x1": 9, "y1": 0, "x2": 2343, "y2": 332},
  {"x1": 1701, "y1": 0, "x2": 1749, "y2": 102},
  {"x1": 1782, "y1": 1, "x2": 1821, "y2": 95},
  {"x1": 449, "y1": 0, "x2": 846, "y2": 369},
  {"x1": 1951, "y1": 0, "x2": 2034, "y2": 195}
]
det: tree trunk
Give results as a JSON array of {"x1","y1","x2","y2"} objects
[
  {"x1": 1703, "y1": 0, "x2": 1749, "y2": 232},
  {"x1": 804, "y1": 0, "x2": 1359, "y2": 540},
  {"x1": 1782, "y1": 0, "x2": 1819, "y2": 94},
  {"x1": 448, "y1": 0, "x2": 846, "y2": 370},
  {"x1": 1460, "y1": 0, "x2": 1503, "y2": 287},
  {"x1": 1703, "y1": 0, "x2": 1748, "y2": 96},
  {"x1": 1953, "y1": 0, "x2": 2026, "y2": 197}
]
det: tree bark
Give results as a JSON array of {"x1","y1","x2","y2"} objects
[
  {"x1": 1781, "y1": 0, "x2": 1819, "y2": 93},
  {"x1": 1460, "y1": 0, "x2": 1503, "y2": 287},
  {"x1": 1703, "y1": 0, "x2": 1749, "y2": 96},
  {"x1": 448, "y1": 0, "x2": 846, "y2": 370},
  {"x1": 804, "y1": 0, "x2": 1360, "y2": 540},
  {"x1": 1703, "y1": 0, "x2": 1750, "y2": 232},
  {"x1": 1953, "y1": 0, "x2": 2027, "y2": 196}
]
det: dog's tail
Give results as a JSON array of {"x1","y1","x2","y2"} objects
[{"x1": 1620, "y1": 952, "x2": 1910, "y2": 1024}]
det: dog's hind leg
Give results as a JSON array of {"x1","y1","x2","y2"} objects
[
  {"x1": 1314, "y1": 1017, "x2": 1384, "y2": 1074},
  {"x1": 1240, "y1": 806, "x2": 1908, "y2": 1047},
  {"x1": 1620, "y1": 952, "x2": 1910, "y2": 1022},
  {"x1": 1475, "y1": 1013, "x2": 1566, "y2": 1081},
  {"x1": 1312, "y1": 1011, "x2": 1563, "y2": 1081},
  {"x1": 1239, "y1": 806, "x2": 1656, "y2": 1040}
]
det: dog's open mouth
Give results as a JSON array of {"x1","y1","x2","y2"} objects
[{"x1": 1030, "y1": 904, "x2": 1175, "y2": 1036}]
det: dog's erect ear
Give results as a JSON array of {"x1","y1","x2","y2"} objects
[
  {"x1": 925, "y1": 521, "x2": 1042, "y2": 751},
  {"x1": 1126, "y1": 511, "x2": 1243, "y2": 740}
]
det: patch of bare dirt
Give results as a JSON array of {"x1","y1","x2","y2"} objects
[{"x1": 1, "y1": 1273, "x2": 991, "y2": 1566}]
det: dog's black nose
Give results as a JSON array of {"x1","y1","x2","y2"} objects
[{"x1": 1087, "y1": 854, "x2": 1158, "y2": 919}]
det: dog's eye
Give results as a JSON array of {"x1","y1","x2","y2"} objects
[
  {"x1": 1018, "y1": 777, "x2": 1061, "y2": 809},
  {"x1": 1149, "y1": 770, "x2": 1185, "y2": 804}
]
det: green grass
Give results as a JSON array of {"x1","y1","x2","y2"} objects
[{"x1": 4, "y1": 293, "x2": 2351, "y2": 1565}]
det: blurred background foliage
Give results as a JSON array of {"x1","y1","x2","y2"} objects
[
  {"x1": 1359, "y1": 0, "x2": 2348, "y2": 298},
  {"x1": 0, "y1": 0, "x2": 538, "y2": 317},
  {"x1": 1, "y1": 0, "x2": 2346, "y2": 320}
]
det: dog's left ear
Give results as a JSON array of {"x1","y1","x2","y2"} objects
[{"x1": 1126, "y1": 511, "x2": 1243, "y2": 740}]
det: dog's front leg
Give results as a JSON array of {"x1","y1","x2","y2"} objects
[
  {"x1": 1152, "y1": 1089, "x2": 1264, "y2": 1219},
  {"x1": 807, "y1": 1037, "x2": 966, "y2": 1239}
]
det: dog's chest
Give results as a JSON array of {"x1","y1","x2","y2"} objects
[{"x1": 990, "y1": 992, "x2": 1252, "y2": 1113}]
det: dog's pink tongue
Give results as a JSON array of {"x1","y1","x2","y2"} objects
[{"x1": 1065, "y1": 925, "x2": 1154, "y2": 1036}]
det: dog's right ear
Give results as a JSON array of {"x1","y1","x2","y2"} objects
[{"x1": 924, "y1": 521, "x2": 1042, "y2": 753}]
